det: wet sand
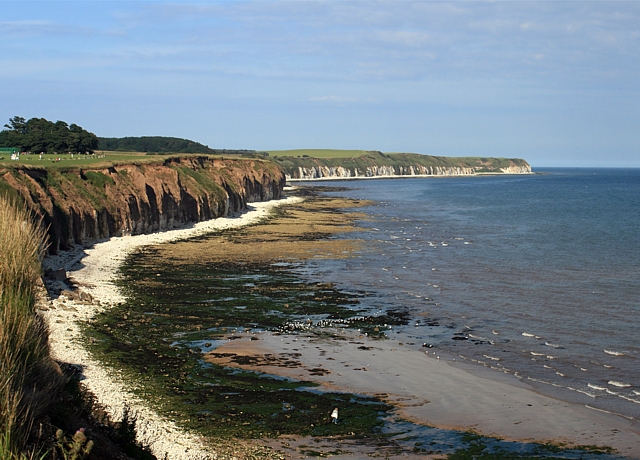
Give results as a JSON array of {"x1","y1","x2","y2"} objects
[{"x1": 208, "y1": 332, "x2": 640, "y2": 455}]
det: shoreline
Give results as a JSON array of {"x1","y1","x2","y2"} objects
[
  {"x1": 41, "y1": 190, "x2": 640, "y2": 458},
  {"x1": 286, "y1": 171, "x2": 534, "y2": 182},
  {"x1": 42, "y1": 197, "x2": 302, "y2": 460},
  {"x1": 208, "y1": 330, "x2": 640, "y2": 456}
]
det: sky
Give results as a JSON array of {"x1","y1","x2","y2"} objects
[{"x1": 2, "y1": 1, "x2": 640, "y2": 167}]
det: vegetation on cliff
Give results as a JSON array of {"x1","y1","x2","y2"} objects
[
  {"x1": 97, "y1": 137, "x2": 215, "y2": 154},
  {"x1": 0, "y1": 196, "x2": 64, "y2": 458},
  {"x1": 98, "y1": 137, "x2": 274, "y2": 157},
  {"x1": 0, "y1": 117, "x2": 99, "y2": 155}
]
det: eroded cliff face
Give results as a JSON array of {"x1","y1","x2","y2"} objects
[
  {"x1": 276, "y1": 153, "x2": 532, "y2": 180},
  {"x1": 0, "y1": 157, "x2": 285, "y2": 254},
  {"x1": 291, "y1": 164, "x2": 479, "y2": 180}
]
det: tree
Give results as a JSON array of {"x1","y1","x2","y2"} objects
[{"x1": 0, "y1": 116, "x2": 99, "y2": 154}]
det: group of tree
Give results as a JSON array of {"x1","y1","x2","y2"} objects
[
  {"x1": 98, "y1": 136, "x2": 215, "y2": 154},
  {"x1": 98, "y1": 137, "x2": 270, "y2": 157},
  {"x1": 0, "y1": 116, "x2": 99, "y2": 154}
]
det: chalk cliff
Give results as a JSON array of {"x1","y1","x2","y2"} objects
[
  {"x1": 0, "y1": 157, "x2": 285, "y2": 254},
  {"x1": 272, "y1": 151, "x2": 532, "y2": 180}
]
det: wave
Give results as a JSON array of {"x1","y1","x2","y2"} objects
[
  {"x1": 587, "y1": 383, "x2": 607, "y2": 391},
  {"x1": 469, "y1": 334, "x2": 492, "y2": 343},
  {"x1": 522, "y1": 332, "x2": 535, "y2": 337},
  {"x1": 585, "y1": 405, "x2": 634, "y2": 420},
  {"x1": 608, "y1": 380, "x2": 632, "y2": 388},
  {"x1": 618, "y1": 395, "x2": 640, "y2": 404},
  {"x1": 604, "y1": 349, "x2": 626, "y2": 356},
  {"x1": 545, "y1": 342, "x2": 561, "y2": 348}
]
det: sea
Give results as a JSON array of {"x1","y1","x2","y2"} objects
[{"x1": 295, "y1": 168, "x2": 640, "y2": 421}]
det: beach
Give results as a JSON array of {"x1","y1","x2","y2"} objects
[
  {"x1": 209, "y1": 331, "x2": 640, "y2": 456},
  {"x1": 41, "y1": 190, "x2": 640, "y2": 459},
  {"x1": 42, "y1": 196, "x2": 302, "y2": 460}
]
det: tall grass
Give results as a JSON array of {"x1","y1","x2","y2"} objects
[{"x1": 0, "y1": 196, "x2": 63, "y2": 458}]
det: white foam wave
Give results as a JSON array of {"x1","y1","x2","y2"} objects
[
  {"x1": 608, "y1": 380, "x2": 632, "y2": 388},
  {"x1": 469, "y1": 334, "x2": 492, "y2": 343},
  {"x1": 522, "y1": 332, "x2": 535, "y2": 337},
  {"x1": 530, "y1": 351, "x2": 545, "y2": 356},
  {"x1": 588, "y1": 383, "x2": 607, "y2": 391},
  {"x1": 604, "y1": 349, "x2": 626, "y2": 356},
  {"x1": 545, "y1": 341, "x2": 561, "y2": 348},
  {"x1": 619, "y1": 395, "x2": 640, "y2": 404},
  {"x1": 483, "y1": 355, "x2": 500, "y2": 361}
]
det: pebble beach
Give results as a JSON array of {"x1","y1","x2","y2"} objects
[{"x1": 42, "y1": 197, "x2": 301, "y2": 460}]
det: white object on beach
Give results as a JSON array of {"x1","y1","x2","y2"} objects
[{"x1": 331, "y1": 408, "x2": 339, "y2": 423}]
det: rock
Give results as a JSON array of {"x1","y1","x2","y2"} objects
[
  {"x1": 79, "y1": 290, "x2": 93, "y2": 303},
  {"x1": 60, "y1": 289, "x2": 79, "y2": 301},
  {"x1": 46, "y1": 268, "x2": 67, "y2": 281}
]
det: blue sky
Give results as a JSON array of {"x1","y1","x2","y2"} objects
[{"x1": 2, "y1": 1, "x2": 639, "y2": 167}]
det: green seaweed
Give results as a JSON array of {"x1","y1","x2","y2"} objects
[{"x1": 84, "y1": 249, "x2": 396, "y2": 440}]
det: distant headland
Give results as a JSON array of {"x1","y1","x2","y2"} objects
[{"x1": 268, "y1": 149, "x2": 532, "y2": 180}]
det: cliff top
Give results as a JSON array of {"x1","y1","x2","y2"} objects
[{"x1": 0, "y1": 151, "x2": 268, "y2": 171}]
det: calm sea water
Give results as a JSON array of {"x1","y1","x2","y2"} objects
[{"x1": 295, "y1": 168, "x2": 640, "y2": 420}]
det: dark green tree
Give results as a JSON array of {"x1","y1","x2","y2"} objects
[{"x1": 0, "y1": 116, "x2": 98, "y2": 154}]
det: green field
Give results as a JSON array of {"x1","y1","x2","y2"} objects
[
  {"x1": 267, "y1": 149, "x2": 373, "y2": 158},
  {"x1": 0, "y1": 151, "x2": 232, "y2": 169}
]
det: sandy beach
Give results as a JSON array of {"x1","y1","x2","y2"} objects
[
  {"x1": 209, "y1": 331, "x2": 640, "y2": 456},
  {"x1": 41, "y1": 191, "x2": 640, "y2": 459}
]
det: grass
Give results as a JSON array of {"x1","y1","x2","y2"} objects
[
  {"x1": 0, "y1": 152, "x2": 152, "y2": 169},
  {"x1": 0, "y1": 196, "x2": 64, "y2": 458},
  {"x1": 0, "y1": 151, "x2": 274, "y2": 171},
  {"x1": 267, "y1": 149, "x2": 373, "y2": 159},
  {"x1": 0, "y1": 152, "x2": 210, "y2": 170}
]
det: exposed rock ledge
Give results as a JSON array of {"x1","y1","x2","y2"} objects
[{"x1": 0, "y1": 156, "x2": 285, "y2": 254}]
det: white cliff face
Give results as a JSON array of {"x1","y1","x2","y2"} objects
[
  {"x1": 286, "y1": 163, "x2": 531, "y2": 180},
  {"x1": 500, "y1": 164, "x2": 532, "y2": 174}
]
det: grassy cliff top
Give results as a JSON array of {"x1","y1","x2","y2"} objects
[
  {"x1": 0, "y1": 151, "x2": 269, "y2": 170},
  {"x1": 267, "y1": 149, "x2": 372, "y2": 158}
]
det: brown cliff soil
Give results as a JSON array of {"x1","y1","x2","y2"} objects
[{"x1": 0, "y1": 156, "x2": 285, "y2": 254}]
